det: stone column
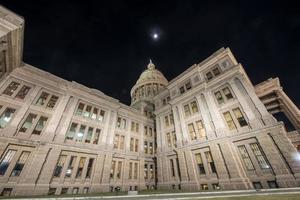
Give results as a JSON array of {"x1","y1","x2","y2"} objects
[
  {"x1": 172, "y1": 106, "x2": 183, "y2": 147},
  {"x1": 105, "y1": 110, "x2": 117, "y2": 150},
  {"x1": 183, "y1": 150, "x2": 198, "y2": 191},
  {"x1": 175, "y1": 150, "x2": 189, "y2": 189},
  {"x1": 100, "y1": 153, "x2": 113, "y2": 192},
  {"x1": 176, "y1": 104, "x2": 190, "y2": 145},
  {"x1": 90, "y1": 153, "x2": 106, "y2": 193},
  {"x1": 139, "y1": 158, "x2": 146, "y2": 190}
]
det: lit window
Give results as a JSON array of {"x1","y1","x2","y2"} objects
[
  {"x1": 19, "y1": 113, "x2": 37, "y2": 133},
  {"x1": 0, "y1": 108, "x2": 16, "y2": 128},
  {"x1": 83, "y1": 106, "x2": 92, "y2": 118},
  {"x1": 223, "y1": 111, "x2": 236, "y2": 130},
  {"x1": 184, "y1": 105, "x2": 191, "y2": 117},
  {"x1": 76, "y1": 103, "x2": 84, "y2": 115},
  {"x1": 65, "y1": 156, "x2": 77, "y2": 177},
  {"x1": 53, "y1": 155, "x2": 66, "y2": 177},
  {"x1": 98, "y1": 110, "x2": 105, "y2": 122},
  {"x1": 32, "y1": 116, "x2": 48, "y2": 135},
  {"x1": 144, "y1": 164, "x2": 148, "y2": 179},
  {"x1": 188, "y1": 123, "x2": 196, "y2": 140},
  {"x1": 223, "y1": 87, "x2": 233, "y2": 100},
  {"x1": 215, "y1": 91, "x2": 224, "y2": 104},
  {"x1": 116, "y1": 161, "x2": 122, "y2": 179},
  {"x1": 3, "y1": 81, "x2": 20, "y2": 96},
  {"x1": 75, "y1": 125, "x2": 86, "y2": 142},
  {"x1": 85, "y1": 127, "x2": 93, "y2": 143},
  {"x1": 238, "y1": 145, "x2": 254, "y2": 170},
  {"x1": 150, "y1": 164, "x2": 154, "y2": 179},
  {"x1": 0, "y1": 150, "x2": 17, "y2": 175},
  {"x1": 190, "y1": 101, "x2": 198, "y2": 113},
  {"x1": 110, "y1": 160, "x2": 116, "y2": 178},
  {"x1": 15, "y1": 86, "x2": 31, "y2": 100},
  {"x1": 195, "y1": 153, "x2": 205, "y2": 174},
  {"x1": 93, "y1": 129, "x2": 101, "y2": 144},
  {"x1": 91, "y1": 108, "x2": 98, "y2": 120},
  {"x1": 66, "y1": 123, "x2": 78, "y2": 141},
  {"x1": 75, "y1": 157, "x2": 86, "y2": 178},
  {"x1": 144, "y1": 141, "x2": 148, "y2": 153},
  {"x1": 196, "y1": 120, "x2": 206, "y2": 139},
  {"x1": 233, "y1": 108, "x2": 248, "y2": 127},
  {"x1": 149, "y1": 142, "x2": 153, "y2": 154},
  {"x1": 250, "y1": 143, "x2": 270, "y2": 169}
]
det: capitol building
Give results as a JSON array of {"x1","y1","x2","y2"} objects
[{"x1": 0, "y1": 6, "x2": 299, "y2": 197}]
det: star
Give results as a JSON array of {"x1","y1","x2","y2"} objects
[{"x1": 153, "y1": 33, "x2": 159, "y2": 40}]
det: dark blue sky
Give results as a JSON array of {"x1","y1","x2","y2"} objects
[{"x1": 2, "y1": 0, "x2": 300, "y2": 106}]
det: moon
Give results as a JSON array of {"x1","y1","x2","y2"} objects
[{"x1": 153, "y1": 33, "x2": 158, "y2": 40}]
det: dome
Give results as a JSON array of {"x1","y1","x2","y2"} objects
[{"x1": 130, "y1": 60, "x2": 168, "y2": 105}]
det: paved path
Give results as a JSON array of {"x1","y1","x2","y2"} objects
[{"x1": 5, "y1": 187, "x2": 300, "y2": 200}]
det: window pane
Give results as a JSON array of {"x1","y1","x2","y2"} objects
[
  {"x1": 166, "y1": 133, "x2": 171, "y2": 147},
  {"x1": 191, "y1": 101, "x2": 198, "y2": 113},
  {"x1": 85, "y1": 127, "x2": 93, "y2": 143},
  {"x1": 76, "y1": 157, "x2": 86, "y2": 178},
  {"x1": 91, "y1": 108, "x2": 98, "y2": 120},
  {"x1": 36, "y1": 92, "x2": 49, "y2": 106},
  {"x1": 238, "y1": 145, "x2": 254, "y2": 170},
  {"x1": 65, "y1": 156, "x2": 77, "y2": 177},
  {"x1": 144, "y1": 141, "x2": 148, "y2": 153},
  {"x1": 15, "y1": 85, "x2": 31, "y2": 99},
  {"x1": 130, "y1": 138, "x2": 134, "y2": 151},
  {"x1": 179, "y1": 86, "x2": 185, "y2": 94},
  {"x1": 206, "y1": 72, "x2": 213, "y2": 80},
  {"x1": 233, "y1": 108, "x2": 248, "y2": 127},
  {"x1": 53, "y1": 155, "x2": 66, "y2": 177},
  {"x1": 83, "y1": 106, "x2": 92, "y2": 117},
  {"x1": 184, "y1": 105, "x2": 191, "y2": 117},
  {"x1": 98, "y1": 110, "x2": 105, "y2": 122},
  {"x1": 110, "y1": 160, "x2": 116, "y2": 178},
  {"x1": 129, "y1": 162, "x2": 133, "y2": 179},
  {"x1": 135, "y1": 139, "x2": 139, "y2": 152},
  {"x1": 144, "y1": 164, "x2": 148, "y2": 179},
  {"x1": 116, "y1": 161, "x2": 122, "y2": 179},
  {"x1": 0, "y1": 108, "x2": 16, "y2": 128},
  {"x1": 223, "y1": 87, "x2": 233, "y2": 100},
  {"x1": 223, "y1": 112, "x2": 236, "y2": 130},
  {"x1": 76, "y1": 103, "x2": 84, "y2": 115},
  {"x1": 66, "y1": 123, "x2": 77, "y2": 141},
  {"x1": 11, "y1": 151, "x2": 30, "y2": 176},
  {"x1": 250, "y1": 143, "x2": 270, "y2": 169},
  {"x1": 164, "y1": 116, "x2": 169, "y2": 127},
  {"x1": 212, "y1": 67, "x2": 220, "y2": 76},
  {"x1": 32, "y1": 116, "x2": 48, "y2": 135},
  {"x1": 0, "y1": 150, "x2": 17, "y2": 175},
  {"x1": 3, "y1": 82, "x2": 20, "y2": 96},
  {"x1": 19, "y1": 113, "x2": 37, "y2": 133},
  {"x1": 134, "y1": 163, "x2": 138, "y2": 179},
  {"x1": 93, "y1": 129, "x2": 100, "y2": 144},
  {"x1": 113, "y1": 134, "x2": 119, "y2": 149},
  {"x1": 185, "y1": 82, "x2": 192, "y2": 90},
  {"x1": 188, "y1": 123, "x2": 196, "y2": 140},
  {"x1": 76, "y1": 125, "x2": 86, "y2": 142},
  {"x1": 47, "y1": 95, "x2": 58, "y2": 108},
  {"x1": 120, "y1": 135, "x2": 125, "y2": 149},
  {"x1": 196, "y1": 120, "x2": 206, "y2": 139},
  {"x1": 215, "y1": 91, "x2": 224, "y2": 104}
]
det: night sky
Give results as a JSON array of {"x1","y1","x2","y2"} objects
[{"x1": 2, "y1": 0, "x2": 300, "y2": 106}]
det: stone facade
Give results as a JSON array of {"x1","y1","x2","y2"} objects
[{"x1": 0, "y1": 5, "x2": 300, "y2": 197}]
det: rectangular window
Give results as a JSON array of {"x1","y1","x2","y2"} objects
[
  {"x1": 76, "y1": 157, "x2": 86, "y2": 178},
  {"x1": 250, "y1": 143, "x2": 269, "y2": 169},
  {"x1": 0, "y1": 150, "x2": 17, "y2": 175},
  {"x1": 121, "y1": 119, "x2": 126, "y2": 129},
  {"x1": 66, "y1": 123, "x2": 77, "y2": 141},
  {"x1": 223, "y1": 111, "x2": 236, "y2": 130},
  {"x1": 1, "y1": 188, "x2": 13, "y2": 196},
  {"x1": 47, "y1": 95, "x2": 58, "y2": 109},
  {"x1": 53, "y1": 155, "x2": 66, "y2": 177},
  {"x1": 32, "y1": 116, "x2": 48, "y2": 135},
  {"x1": 91, "y1": 108, "x2": 98, "y2": 120},
  {"x1": 110, "y1": 160, "x2": 116, "y2": 178},
  {"x1": 223, "y1": 87, "x2": 233, "y2": 100},
  {"x1": 3, "y1": 81, "x2": 20, "y2": 96},
  {"x1": 212, "y1": 67, "x2": 221, "y2": 76},
  {"x1": 120, "y1": 135, "x2": 125, "y2": 149},
  {"x1": 150, "y1": 164, "x2": 154, "y2": 179},
  {"x1": 98, "y1": 110, "x2": 105, "y2": 122},
  {"x1": 129, "y1": 162, "x2": 133, "y2": 179},
  {"x1": 86, "y1": 158, "x2": 94, "y2": 178},
  {"x1": 83, "y1": 106, "x2": 92, "y2": 118},
  {"x1": 76, "y1": 103, "x2": 84, "y2": 115},
  {"x1": 11, "y1": 151, "x2": 30, "y2": 176},
  {"x1": 170, "y1": 159, "x2": 175, "y2": 177},
  {"x1": 76, "y1": 125, "x2": 86, "y2": 142},
  {"x1": 131, "y1": 122, "x2": 135, "y2": 132},
  {"x1": 164, "y1": 116, "x2": 169, "y2": 127},
  {"x1": 113, "y1": 134, "x2": 119, "y2": 149},
  {"x1": 195, "y1": 153, "x2": 205, "y2": 174},
  {"x1": 169, "y1": 114, "x2": 174, "y2": 125},
  {"x1": 85, "y1": 127, "x2": 93, "y2": 143},
  {"x1": 144, "y1": 126, "x2": 148, "y2": 135},
  {"x1": 184, "y1": 105, "x2": 191, "y2": 117},
  {"x1": 134, "y1": 163, "x2": 138, "y2": 179},
  {"x1": 233, "y1": 108, "x2": 248, "y2": 127},
  {"x1": 179, "y1": 86, "x2": 185, "y2": 94},
  {"x1": 19, "y1": 113, "x2": 37, "y2": 133},
  {"x1": 0, "y1": 108, "x2": 15, "y2": 128},
  {"x1": 136, "y1": 123, "x2": 139, "y2": 132},
  {"x1": 149, "y1": 127, "x2": 153, "y2": 136},
  {"x1": 93, "y1": 129, "x2": 100, "y2": 144},
  {"x1": 172, "y1": 132, "x2": 177, "y2": 148},
  {"x1": 188, "y1": 123, "x2": 197, "y2": 140},
  {"x1": 130, "y1": 138, "x2": 134, "y2": 151},
  {"x1": 215, "y1": 91, "x2": 224, "y2": 104},
  {"x1": 61, "y1": 188, "x2": 68, "y2": 194},
  {"x1": 190, "y1": 101, "x2": 198, "y2": 113},
  {"x1": 238, "y1": 145, "x2": 255, "y2": 170},
  {"x1": 117, "y1": 117, "x2": 121, "y2": 128},
  {"x1": 144, "y1": 164, "x2": 148, "y2": 179},
  {"x1": 166, "y1": 133, "x2": 171, "y2": 147},
  {"x1": 149, "y1": 142, "x2": 153, "y2": 154},
  {"x1": 185, "y1": 82, "x2": 192, "y2": 90},
  {"x1": 72, "y1": 187, "x2": 79, "y2": 194},
  {"x1": 15, "y1": 85, "x2": 31, "y2": 100},
  {"x1": 144, "y1": 141, "x2": 148, "y2": 153},
  {"x1": 116, "y1": 161, "x2": 122, "y2": 179},
  {"x1": 65, "y1": 156, "x2": 77, "y2": 177},
  {"x1": 196, "y1": 120, "x2": 206, "y2": 139},
  {"x1": 205, "y1": 151, "x2": 216, "y2": 173},
  {"x1": 206, "y1": 72, "x2": 213, "y2": 80},
  {"x1": 36, "y1": 92, "x2": 49, "y2": 106},
  {"x1": 135, "y1": 139, "x2": 139, "y2": 152}
]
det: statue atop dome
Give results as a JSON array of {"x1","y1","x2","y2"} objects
[{"x1": 148, "y1": 59, "x2": 155, "y2": 70}]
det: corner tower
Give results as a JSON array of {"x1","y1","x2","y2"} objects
[{"x1": 130, "y1": 60, "x2": 168, "y2": 117}]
